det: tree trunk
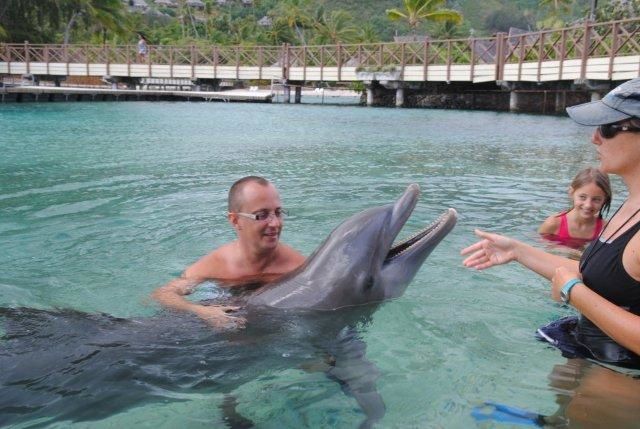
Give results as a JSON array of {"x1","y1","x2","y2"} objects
[{"x1": 64, "y1": 12, "x2": 79, "y2": 44}]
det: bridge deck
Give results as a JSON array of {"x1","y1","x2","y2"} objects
[
  {"x1": 1, "y1": 18, "x2": 638, "y2": 84},
  {"x1": 1, "y1": 85, "x2": 273, "y2": 102}
]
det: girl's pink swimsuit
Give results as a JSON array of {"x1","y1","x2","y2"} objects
[{"x1": 542, "y1": 212, "x2": 604, "y2": 249}]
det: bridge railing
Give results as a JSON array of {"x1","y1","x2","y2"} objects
[{"x1": 1, "y1": 18, "x2": 638, "y2": 82}]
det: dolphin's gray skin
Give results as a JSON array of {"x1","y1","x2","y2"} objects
[
  {"x1": 0, "y1": 184, "x2": 456, "y2": 428},
  {"x1": 249, "y1": 183, "x2": 457, "y2": 310}
]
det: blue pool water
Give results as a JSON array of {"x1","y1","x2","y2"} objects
[{"x1": 1, "y1": 101, "x2": 638, "y2": 428}]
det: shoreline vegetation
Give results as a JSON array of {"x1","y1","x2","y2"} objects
[{"x1": 2, "y1": 0, "x2": 636, "y2": 49}]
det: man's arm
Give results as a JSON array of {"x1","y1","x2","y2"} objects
[
  {"x1": 151, "y1": 276, "x2": 203, "y2": 313},
  {"x1": 152, "y1": 277, "x2": 245, "y2": 328}
]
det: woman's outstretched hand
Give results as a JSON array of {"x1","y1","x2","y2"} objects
[{"x1": 461, "y1": 229, "x2": 518, "y2": 270}]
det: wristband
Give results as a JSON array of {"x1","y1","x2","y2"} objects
[{"x1": 560, "y1": 278, "x2": 582, "y2": 304}]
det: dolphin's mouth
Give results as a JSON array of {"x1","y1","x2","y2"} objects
[{"x1": 385, "y1": 209, "x2": 456, "y2": 262}]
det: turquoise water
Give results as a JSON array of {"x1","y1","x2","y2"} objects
[{"x1": 1, "y1": 102, "x2": 637, "y2": 427}]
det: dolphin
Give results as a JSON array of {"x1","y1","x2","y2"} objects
[
  {"x1": 248, "y1": 183, "x2": 457, "y2": 310},
  {"x1": 0, "y1": 184, "x2": 456, "y2": 428}
]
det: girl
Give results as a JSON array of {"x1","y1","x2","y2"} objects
[{"x1": 538, "y1": 167, "x2": 612, "y2": 250}]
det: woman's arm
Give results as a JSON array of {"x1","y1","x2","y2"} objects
[
  {"x1": 551, "y1": 267, "x2": 640, "y2": 356},
  {"x1": 462, "y1": 229, "x2": 578, "y2": 280}
]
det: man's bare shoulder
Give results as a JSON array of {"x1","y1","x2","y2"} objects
[
  {"x1": 183, "y1": 242, "x2": 237, "y2": 279},
  {"x1": 277, "y1": 243, "x2": 306, "y2": 269}
]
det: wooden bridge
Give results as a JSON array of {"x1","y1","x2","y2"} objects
[{"x1": 1, "y1": 18, "x2": 638, "y2": 108}]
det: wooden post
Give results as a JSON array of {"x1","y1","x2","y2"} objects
[
  {"x1": 294, "y1": 85, "x2": 301, "y2": 103},
  {"x1": 104, "y1": 45, "x2": 109, "y2": 77},
  {"x1": 235, "y1": 46, "x2": 240, "y2": 79},
  {"x1": 495, "y1": 32, "x2": 506, "y2": 82},
  {"x1": 555, "y1": 90, "x2": 566, "y2": 113},
  {"x1": 320, "y1": 46, "x2": 324, "y2": 81},
  {"x1": 470, "y1": 38, "x2": 476, "y2": 82},
  {"x1": 3, "y1": 44, "x2": 11, "y2": 75},
  {"x1": 518, "y1": 35, "x2": 525, "y2": 81},
  {"x1": 45, "y1": 45, "x2": 50, "y2": 75},
  {"x1": 65, "y1": 43, "x2": 69, "y2": 77},
  {"x1": 258, "y1": 47, "x2": 263, "y2": 80},
  {"x1": 24, "y1": 41, "x2": 30, "y2": 74},
  {"x1": 446, "y1": 40, "x2": 452, "y2": 82},
  {"x1": 192, "y1": 44, "x2": 197, "y2": 79},
  {"x1": 537, "y1": 32, "x2": 545, "y2": 82},
  {"x1": 283, "y1": 84, "x2": 291, "y2": 103},
  {"x1": 559, "y1": 29, "x2": 566, "y2": 80},
  {"x1": 85, "y1": 44, "x2": 89, "y2": 76},
  {"x1": 608, "y1": 21, "x2": 618, "y2": 80},
  {"x1": 170, "y1": 47, "x2": 174, "y2": 78},
  {"x1": 213, "y1": 46, "x2": 218, "y2": 78},
  {"x1": 283, "y1": 43, "x2": 290, "y2": 81},
  {"x1": 302, "y1": 46, "x2": 306, "y2": 82},
  {"x1": 337, "y1": 43, "x2": 342, "y2": 82},
  {"x1": 400, "y1": 42, "x2": 405, "y2": 81},
  {"x1": 580, "y1": 20, "x2": 592, "y2": 80},
  {"x1": 423, "y1": 40, "x2": 429, "y2": 81}
]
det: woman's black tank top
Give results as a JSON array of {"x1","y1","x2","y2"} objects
[{"x1": 577, "y1": 218, "x2": 640, "y2": 364}]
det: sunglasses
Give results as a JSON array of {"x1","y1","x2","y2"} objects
[
  {"x1": 598, "y1": 123, "x2": 640, "y2": 139},
  {"x1": 232, "y1": 208, "x2": 288, "y2": 222}
]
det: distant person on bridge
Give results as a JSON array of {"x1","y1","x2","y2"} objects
[{"x1": 137, "y1": 34, "x2": 148, "y2": 63}]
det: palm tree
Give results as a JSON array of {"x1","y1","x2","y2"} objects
[
  {"x1": 386, "y1": 0, "x2": 463, "y2": 34},
  {"x1": 537, "y1": 0, "x2": 573, "y2": 29},
  {"x1": 313, "y1": 10, "x2": 358, "y2": 45},
  {"x1": 0, "y1": 0, "x2": 61, "y2": 42},
  {"x1": 354, "y1": 23, "x2": 380, "y2": 44},
  {"x1": 62, "y1": 0, "x2": 127, "y2": 44},
  {"x1": 262, "y1": 19, "x2": 296, "y2": 45},
  {"x1": 539, "y1": 0, "x2": 572, "y2": 13},
  {"x1": 273, "y1": 0, "x2": 312, "y2": 45}
]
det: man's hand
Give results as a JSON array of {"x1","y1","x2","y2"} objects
[{"x1": 192, "y1": 305, "x2": 246, "y2": 329}]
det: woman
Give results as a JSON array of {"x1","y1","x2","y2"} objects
[
  {"x1": 137, "y1": 34, "x2": 148, "y2": 63},
  {"x1": 461, "y1": 77, "x2": 640, "y2": 368}
]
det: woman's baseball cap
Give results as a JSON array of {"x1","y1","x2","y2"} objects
[{"x1": 566, "y1": 78, "x2": 640, "y2": 125}]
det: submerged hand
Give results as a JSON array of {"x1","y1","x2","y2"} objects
[
  {"x1": 192, "y1": 305, "x2": 246, "y2": 329},
  {"x1": 461, "y1": 229, "x2": 517, "y2": 270}
]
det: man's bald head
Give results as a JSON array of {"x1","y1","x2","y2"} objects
[{"x1": 228, "y1": 176, "x2": 272, "y2": 213}]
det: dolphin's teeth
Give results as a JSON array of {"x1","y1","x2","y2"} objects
[{"x1": 387, "y1": 211, "x2": 450, "y2": 260}]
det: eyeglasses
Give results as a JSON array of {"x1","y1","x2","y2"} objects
[
  {"x1": 232, "y1": 208, "x2": 288, "y2": 222},
  {"x1": 598, "y1": 123, "x2": 640, "y2": 139}
]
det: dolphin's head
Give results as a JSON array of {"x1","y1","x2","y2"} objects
[{"x1": 247, "y1": 184, "x2": 457, "y2": 310}]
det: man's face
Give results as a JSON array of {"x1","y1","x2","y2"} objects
[{"x1": 232, "y1": 182, "x2": 284, "y2": 251}]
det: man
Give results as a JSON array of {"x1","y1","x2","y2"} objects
[{"x1": 152, "y1": 176, "x2": 306, "y2": 328}]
